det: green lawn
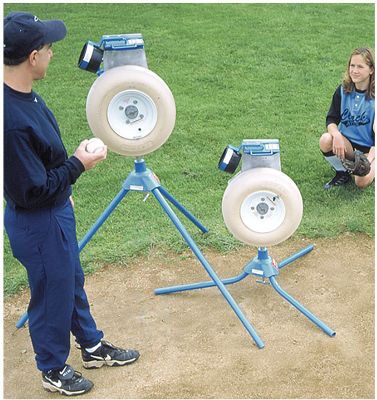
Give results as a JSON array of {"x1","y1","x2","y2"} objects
[{"x1": 3, "y1": 3, "x2": 375, "y2": 296}]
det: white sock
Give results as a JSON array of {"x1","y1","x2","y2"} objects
[
  {"x1": 323, "y1": 154, "x2": 347, "y2": 172},
  {"x1": 85, "y1": 342, "x2": 102, "y2": 353}
]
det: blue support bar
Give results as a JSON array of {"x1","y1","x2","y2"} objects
[
  {"x1": 155, "y1": 271, "x2": 249, "y2": 294},
  {"x1": 269, "y1": 276, "x2": 336, "y2": 337},
  {"x1": 16, "y1": 312, "x2": 29, "y2": 329},
  {"x1": 79, "y1": 188, "x2": 129, "y2": 251},
  {"x1": 158, "y1": 186, "x2": 209, "y2": 234},
  {"x1": 152, "y1": 187, "x2": 265, "y2": 349},
  {"x1": 278, "y1": 244, "x2": 314, "y2": 269}
]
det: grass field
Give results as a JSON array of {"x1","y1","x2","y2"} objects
[{"x1": 3, "y1": 3, "x2": 375, "y2": 296}]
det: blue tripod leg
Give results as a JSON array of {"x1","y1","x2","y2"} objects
[
  {"x1": 79, "y1": 188, "x2": 129, "y2": 251},
  {"x1": 152, "y1": 187, "x2": 265, "y2": 348},
  {"x1": 269, "y1": 276, "x2": 336, "y2": 337},
  {"x1": 16, "y1": 187, "x2": 129, "y2": 328},
  {"x1": 278, "y1": 245, "x2": 314, "y2": 269},
  {"x1": 16, "y1": 312, "x2": 29, "y2": 329},
  {"x1": 158, "y1": 186, "x2": 208, "y2": 233},
  {"x1": 155, "y1": 271, "x2": 249, "y2": 294}
]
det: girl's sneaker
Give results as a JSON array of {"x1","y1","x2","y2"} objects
[{"x1": 324, "y1": 171, "x2": 351, "y2": 189}]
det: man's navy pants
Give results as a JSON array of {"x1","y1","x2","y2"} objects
[{"x1": 4, "y1": 200, "x2": 103, "y2": 372}]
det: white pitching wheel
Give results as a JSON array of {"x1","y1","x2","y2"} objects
[
  {"x1": 222, "y1": 168, "x2": 303, "y2": 246},
  {"x1": 86, "y1": 65, "x2": 176, "y2": 157}
]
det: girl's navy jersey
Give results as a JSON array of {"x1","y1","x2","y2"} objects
[{"x1": 4, "y1": 84, "x2": 85, "y2": 209}]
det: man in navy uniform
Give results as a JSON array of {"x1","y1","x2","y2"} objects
[{"x1": 4, "y1": 12, "x2": 139, "y2": 396}]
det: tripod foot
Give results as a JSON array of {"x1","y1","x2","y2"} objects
[{"x1": 269, "y1": 276, "x2": 336, "y2": 337}]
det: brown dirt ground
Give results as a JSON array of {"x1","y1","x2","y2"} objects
[{"x1": 3, "y1": 234, "x2": 375, "y2": 399}]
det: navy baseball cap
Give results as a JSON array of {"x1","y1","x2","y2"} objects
[{"x1": 4, "y1": 12, "x2": 67, "y2": 60}]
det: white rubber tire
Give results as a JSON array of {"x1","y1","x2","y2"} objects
[
  {"x1": 86, "y1": 65, "x2": 176, "y2": 157},
  {"x1": 222, "y1": 168, "x2": 303, "y2": 247}
]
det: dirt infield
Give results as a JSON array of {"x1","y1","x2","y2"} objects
[{"x1": 3, "y1": 234, "x2": 374, "y2": 399}]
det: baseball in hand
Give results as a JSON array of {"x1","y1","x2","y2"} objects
[{"x1": 86, "y1": 138, "x2": 105, "y2": 153}]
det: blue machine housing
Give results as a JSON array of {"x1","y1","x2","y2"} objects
[
  {"x1": 78, "y1": 34, "x2": 148, "y2": 75},
  {"x1": 218, "y1": 139, "x2": 281, "y2": 174}
]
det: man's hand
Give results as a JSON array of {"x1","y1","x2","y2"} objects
[{"x1": 74, "y1": 139, "x2": 107, "y2": 171}]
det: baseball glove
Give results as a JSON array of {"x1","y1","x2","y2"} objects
[{"x1": 342, "y1": 150, "x2": 371, "y2": 176}]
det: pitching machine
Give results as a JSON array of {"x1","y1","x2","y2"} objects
[
  {"x1": 17, "y1": 35, "x2": 335, "y2": 349},
  {"x1": 155, "y1": 139, "x2": 336, "y2": 348}
]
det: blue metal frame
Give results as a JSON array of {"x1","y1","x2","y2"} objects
[{"x1": 155, "y1": 244, "x2": 336, "y2": 341}]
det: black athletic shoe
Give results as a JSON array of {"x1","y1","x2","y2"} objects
[
  {"x1": 81, "y1": 340, "x2": 140, "y2": 369},
  {"x1": 42, "y1": 364, "x2": 93, "y2": 396},
  {"x1": 324, "y1": 171, "x2": 351, "y2": 190}
]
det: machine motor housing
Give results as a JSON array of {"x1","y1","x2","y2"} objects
[
  {"x1": 78, "y1": 34, "x2": 148, "y2": 75},
  {"x1": 218, "y1": 139, "x2": 281, "y2": 174}
]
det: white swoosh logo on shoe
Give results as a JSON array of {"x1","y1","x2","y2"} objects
[
  {"x1": 90, "y1": 355, "x2": 112, "y2": 361},
  {"x1": 45, "y1": 377, "x2": 62, "y2": 388},
  {"x1": 60, "y1": 366, "x2": 71, "y2": 377}
]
